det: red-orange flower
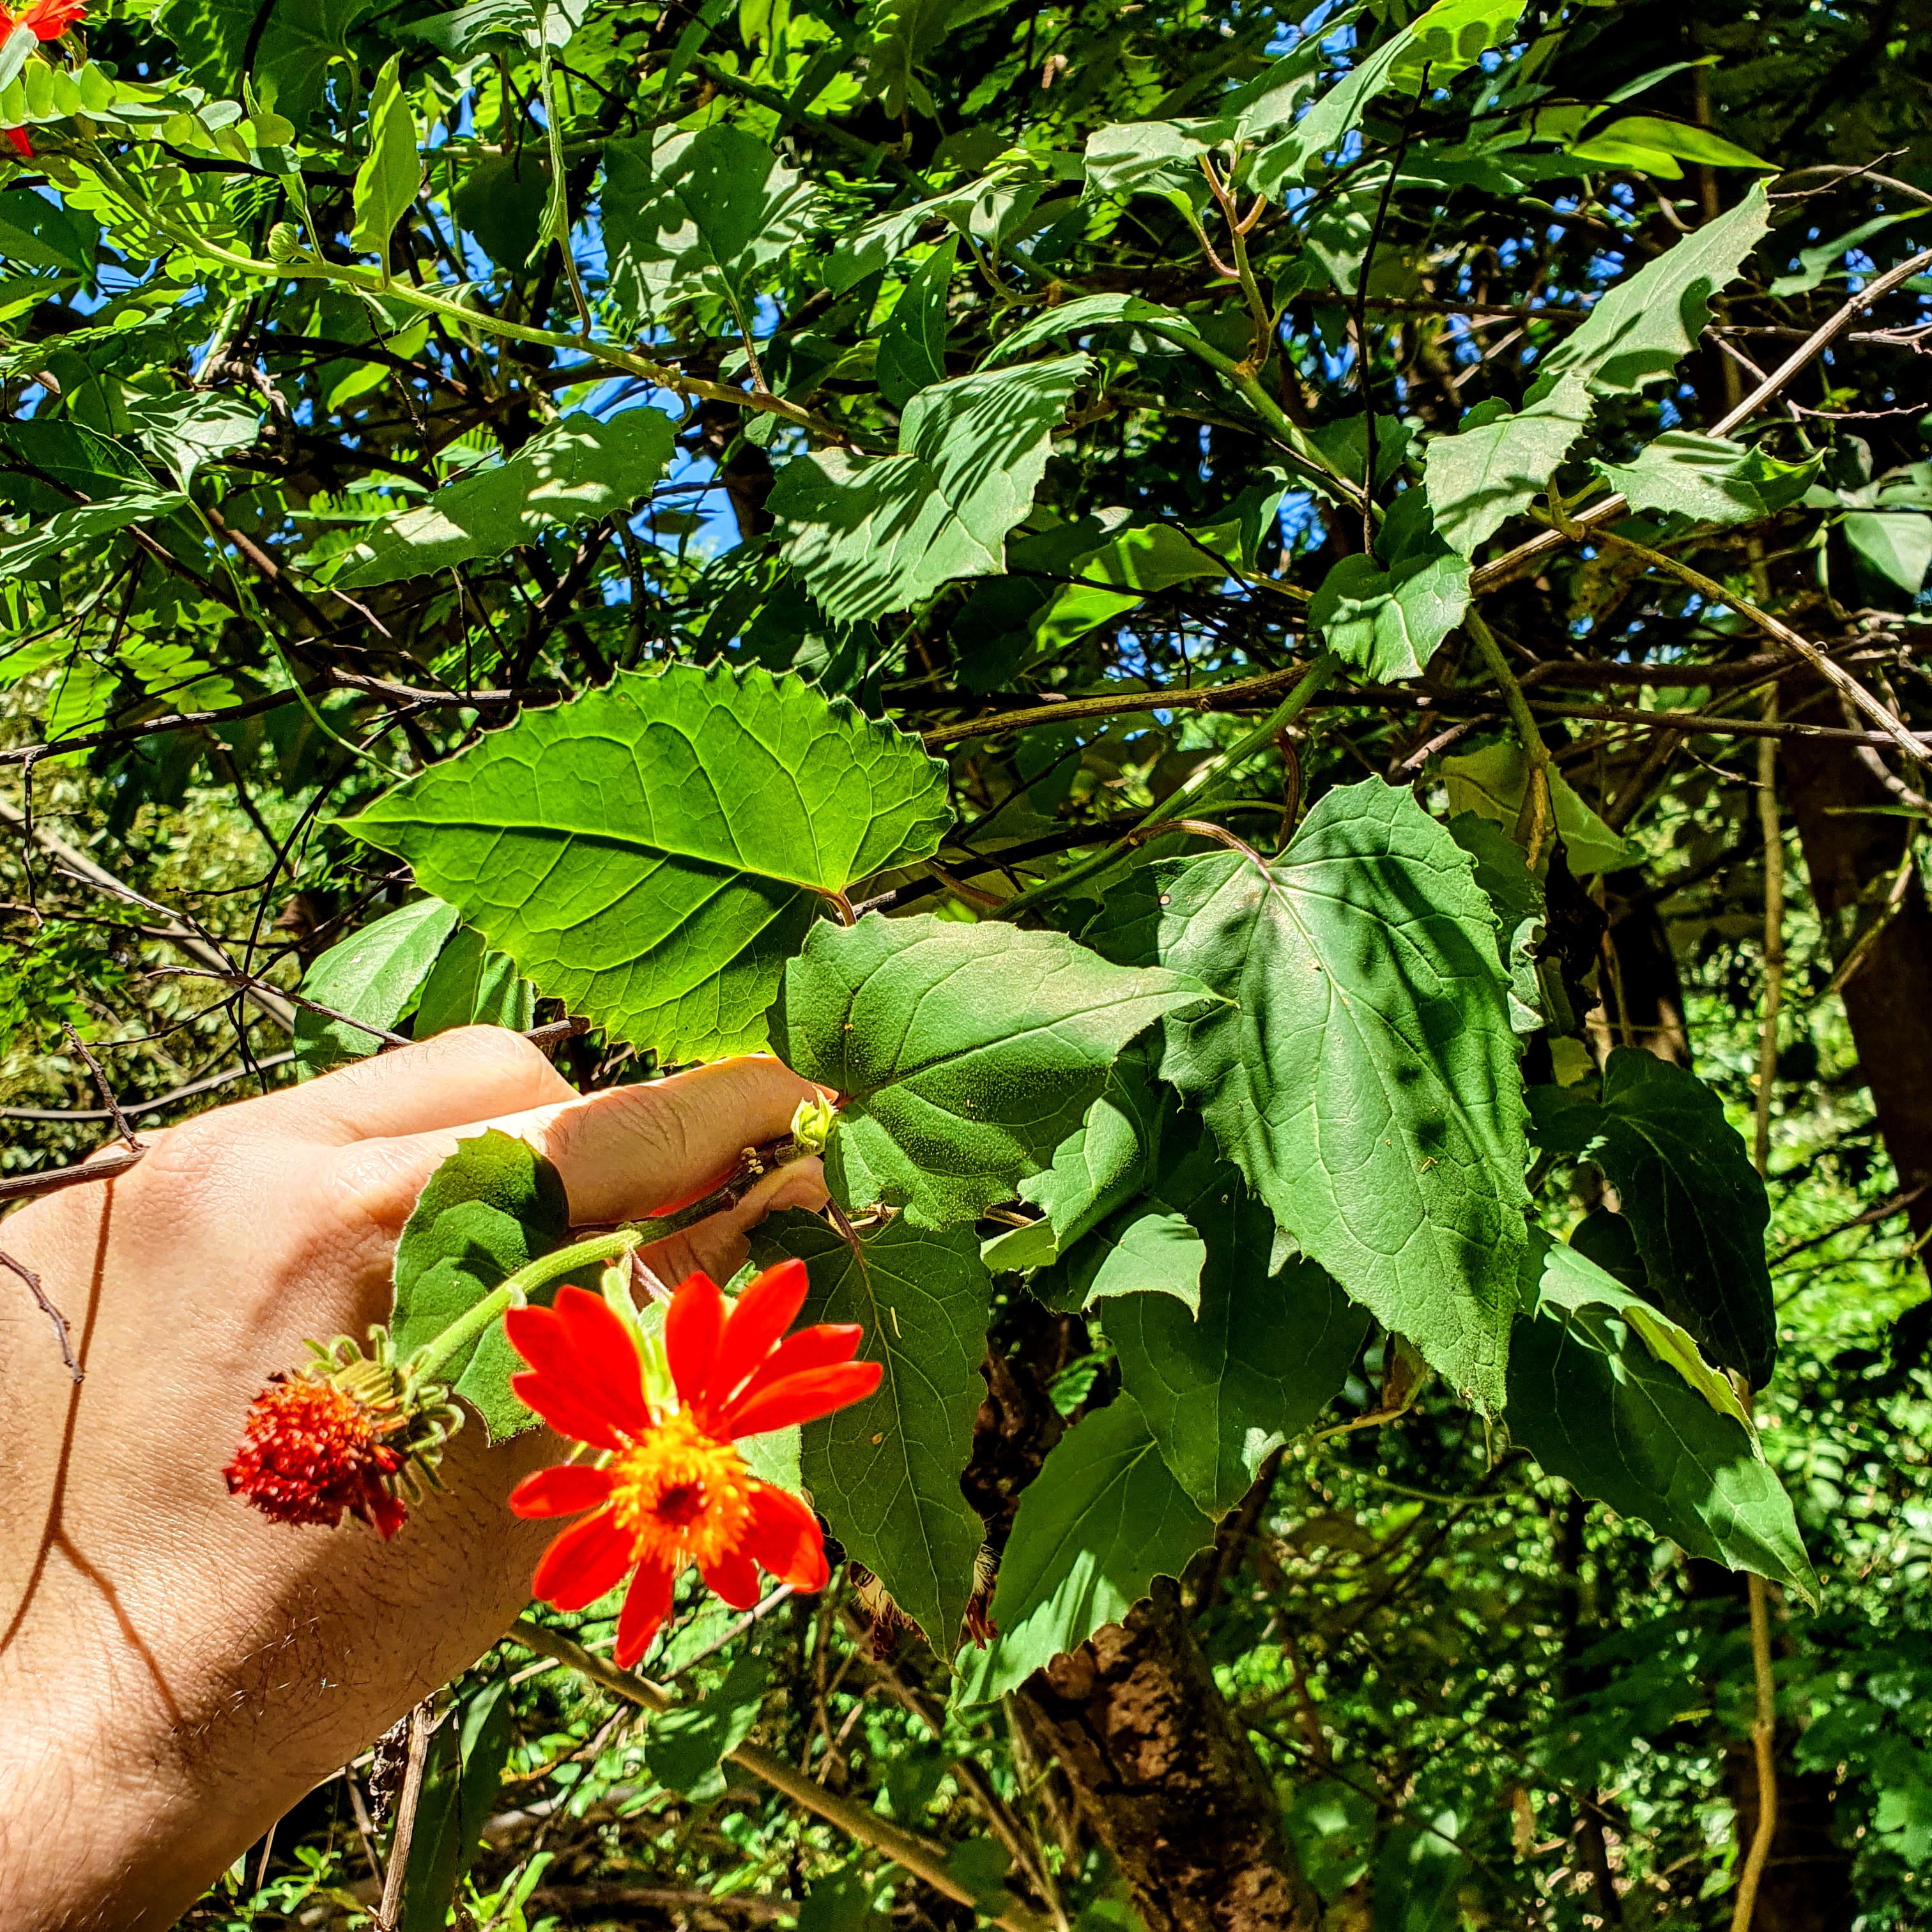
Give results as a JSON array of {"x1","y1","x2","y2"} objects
[
  {"x1": 3, "y1": 0, "x2": 87, "y2": 39},
  {"x1": 3, "y1": 128, "x2": 29, "y2": 160},
  {"x1": 226, "y1": 1370, "x2": 413, "y2": 1539},
  {"x1": 507, "y1": 1262, "x2": 881, "y2": 1667}
]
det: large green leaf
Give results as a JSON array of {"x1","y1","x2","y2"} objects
[
  {"x1": 390, "y1": 1130, "x2": 572, "y2": 1442},
  {"x1": 984, "y1": 295, "x2": 1203, "y2": 368},
  {"x1": 644, "y1": 1653, "x2": 769, "y2": 1799},
  {"x1": 878, "y1": 234, "x2": 958, "y2": 410},
  {"x1": 338, "y1": 410, "x2": 675, "y2": 588},
  {"x1": 1507, "y1": 1232, "x2": 1814, "y2": 1602},
  {"x1": 1107, "y1": 1143, "x2": 1368, "y2": 1512},
  {"x1": 1844, "y1": 510, "x2": 1932, "y2": 597},
  {"x1": 604, "y1": 123, "x2": 818, "y2": 323},
  {"x1": 769, "y1": 356, "x2": 1092, "y2": 624},
  {"x1": 1528, "y1": 1048, "x2": 1775, "y2": 1385},
  {"x1": 953, "y1": 1395, "x2": 1216, "y2": 1706},
  {"x1": 865, "y1": 0, "x2": 960, "y2": 118},
  {"x1": 1250, "y1": 0, "x2": 1529, "y2": 199},
  {"x1": 1537, "y1": 181, "x2": 1770, "y2": 397},
  {"x1": 1423, "y1": 375, "x2": 1592, "y2": 560},
  {"x1": 123, "y1": 392, "x2": 262, "y2": 490},
  {"x1": 155, "y1": 0, "x2": 366, "y2": 132},
  {"x1": 350, "y1": 55, "x2": 420, "y2": 264},
  {"x1": 750, "y1": 1211, "x2": 993, "y2": 1654},
  {"x1": 1310, "y1": 487, "x2": 1471, "y2": 677},
  {"x1": 1034, "y1": 1202, "x2": 1207, "y2": 1316},
  {"x1": 412, "y1": 924, "x2": 535, "y2": 1039},
  {"x1": 1446, "y1": 811, "x2": 1544, "y2": 1034},
  {"x1": 1015, "y1": 1037, "x2": 1170, "y2": 1250},
  {"x1": 294, "y1": 896, "x2": 460, "y2": 1075},
  {"x1": 1595, "y1": 431, "x2": 1820, "y2": 526},
  {"x1": 347, "y1": 664, "x2": 951, "y2": 1063},
  {"x1": 1440, "y1": 740, "x2": 1641, "y2": 875},
  {"x1": 0, "y1": 489, "x2": 188, "y2": 577},
  {"x1": 770, "y1": 912, "x2": 1213, "y2": 1228},
  {"x1": 1087, "y1": 778, "x2": 1531, "y2": 1414}
]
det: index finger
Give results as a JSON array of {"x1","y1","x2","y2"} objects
[{"x1": 334, "y1": 1055, "x2": 824, "y2": 1232}]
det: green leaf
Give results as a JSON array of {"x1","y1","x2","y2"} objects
[
  {"x1": 1507, "y1": 1230, "x2": 1815, "y2": 1602},
  {"x1": 645, "y1": 1653, "x2": 768, "y2": 1799},
  {"x1": 1310, "y1": 488, "x2": 1471, "y2": 678},
  {"x1": 452, "y1": 153, "x2": 549, "y2": 270},
  {"x1": 348, "y1": 664, "x2": 951, "y2": 1063},
  {"x1": 1087, "y1": 778, "x2": 1531, "y2": 1415},
  {"x1": 1372, "y1": 1813, "x2": 1468, "y2": 1932},
  {"x1": 1844, "y1": 510, "x2": 1932, "y2": 597},
  {"x1": 1036, "y1": 1203, "x2": 1206, "y2": 1315},
  {"x1": 123, "y1": 391, "x2": 262, "y2": 490},
  {"x1": 1446, "y1": 811, "x2": 1544, "y2": 1034},
  {"x1": 0, "y1": 489, "x2": 188, "y2": 578},
  {"x1": 1284, "y1": 1778, "x2": 1379, "y2": 1904},
  {"x1": 769, "y1": 356, "x2": 1092, "y2": 625},
  {"x1": 877, "y1": 234, "x2": 958, "y2": 410},
  {"x1": 1528, "y1": 1047, "x2": 1775, "y2": 1385},
  {"x1": 1595, "y1": 431, "x2": 1820, "y2": 526},
  {"x1": 293, "y1": 896, "x2": 460, "y2": 1075},
  {"x1": 1567, "y1": 116, "x2": 1772, "y2": 178},
  {"x1": 413, "y1": 924, "x2": 535, "y2": 1039},
  {"x1": 983, "y1": 295, "x2": 1203, "y2": 367},
  {"x1": 1107, "y1": 1143, "x2": 1368, "y2": 1512},
  {"x1": 0, "y1": 186, "x2": 96, "y2": 275},
  {"x1": 865, "y1": 0, "x2": 960, "y2": 118},
  {"x1": 1250, "y1": 0, "x2": 1529, "y2": 199},
  {"x1": 1536, "y1": 181, "x2": 1770, "y2": 397},
  {"x1": 350, "y1": 55, "x2": 420, "y2": 265},
  {"x1": 953, "y1": 1395, "x2": 1215, "y2": 1706},
  {"x1": 604, "y1": 124, "x2": 818, "y2": 323},
  {"x1": 402, "y1": 0, "x2": 576, "y2": 55},
  {"x1": 395, "y1": 1679, "x2": 514, "y2": 1932},
  {"x1": 770, "y1": 912, "x2": 1215, "y2": 1228},
  {"x1": 338, "y1": 409, "x2": 675, "y2": 588},
  {"x1": 749, "y1": 1211, "x2": 993, "y2": 1653},
  {"x1": 155, "y1": 0, "x2": 366, "y2": 132},
  {"x1": 1439, "y1": 740, "x2": 1641, "y2": 875},
  {"x1": 390, "y1": 1129, "x2": 572, "y2": 1442},
  {"x1": 1423, "y1": 374, "x2": 1593, "y2": 558},
  {"x1": 1016, "y1": 1036, "x2": 1171, "y2": 1251}
]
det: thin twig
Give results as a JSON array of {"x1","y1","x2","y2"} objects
[
  {"x1": 377, "y1": 1699, "x2": 435, "y2": 1931},
  {"x1": 59, "y1": 1023, "x2": 141, "y2": 1151},
  {"x1": 0, "y1": 1248, "x2": 81, "y2": 1383}
]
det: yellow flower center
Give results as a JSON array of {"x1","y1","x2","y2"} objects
[{"x1": 606, "y1": 1408, "x2": 755, "y2": 1571}]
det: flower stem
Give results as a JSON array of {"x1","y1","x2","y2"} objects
[{"x1": 407, "y1": 1230, "x2": 644, "y2": 1385}]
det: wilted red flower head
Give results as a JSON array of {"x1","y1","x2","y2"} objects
[
  {"x1": 225, "y1": 1337, "x2": 460, "y2": 1541},
  {"x1": 507, "y1": 1261, "x2": 882, "y2": 1668},
  {"x1": 3, "y1": 0, "x2": 87, "y2": 39}
]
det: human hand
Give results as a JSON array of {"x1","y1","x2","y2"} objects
[{"x1": 0, "y1": 1027, "x2": 827, "y2": 1931}]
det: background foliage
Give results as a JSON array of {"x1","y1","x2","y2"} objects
[{"x1": 4, "y1": 0, "x2": 1932, "y2": 1926}]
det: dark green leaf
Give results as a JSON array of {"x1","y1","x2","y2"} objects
[
  {"x1": 1595, "y1": 431, "x2": 1820, "y2": 526},
  {"x1": 877, "y1": 234, "x2": 958, "y2": 410},
  {"x1": 123, "y1": 391, "x2": 262, "y2": 489},
  {"x1": 1506, "y1": 1230, "x2": 1814, "y2": 1600},
  {"x1": 866, "y1": 0, "x2": 961, "y2": 118},
  {"x1": 1311, "y1": 488, "x2": 1470, "y2": 677},
  {"x1": 452, "y1": 153, "x2": 549, "y2": 270},
  {"x1": 339, "y1": 410, "x2": 675, "y2": 588},
  {"x1": 770, "y1": 912, "x2": 1214, "y2": 1227},
  {"x1": 983, "y1": 295, "x2": 1203, "y2": 367},
  {"x1": 0, "y1": 490, "x2": 188, "y2": 578},
  {"x1": 390, "y1": 1129, "x2": 571, "y2": 1441},
  {"x1": 294, "y1": 897, "x2": 459, "y2": 1075},
  {"x1": 644, "y1": 1653, "x2": 768, "y2": 1799},
  {"x1": 1446, "y1": 810, "x2": 1544, "y2": 1033},
  {"x1": 0, "y1": 185, "x2": 96, "y2": 275},
  {"x1": 953, "y1": 1395, "x2": 1215, "y2": 1705},
  {"x1": 1016, "y1": 1036, "x2": 1170, "y2": 1248},
  {"x1": 1528, "y1": 1048, "x2": 1775, "y2": 1384},
  {"x1": 1844, "y1": 510, "x2": 1932, "y2": 597},
  {"x1": 395, "y1": 1680, "x2": 514, "y2": 1932},
  {"x1": 1372, "y1": 1813, "x2": 1468, "y2": 1932},
  {"x1": 769, "y1": 356, "x2": 1091, "y2": 624},
  {"x1": 413, "y1": 924, "x2": 535, "y2": 1039},
  {"x1": 1107, "y1": 1138, "x2": 1368, "y2": 1511},
  {"x1": 348, "y1": 664, "x2": 951, "y2": 1062},
  {"x1": 749, "y1": 1211, "x2": 993, "y2": 1653},
  {"x1": 1087, "y1": 778, "x2": 1531, "y2": 1415}
]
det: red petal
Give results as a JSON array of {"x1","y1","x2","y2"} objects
[
  {"x1": 665, "y1": 1273, "x2": 725, "y2": 1416},
  {"x1": 726, "y1": 1360, "x2": 883, "y2": 1439},
  {"x1": 531, "y1": 1509, "x2": 635, "y2": 1611},
  {"x1": 509, "y1": 1369, "x2": 629, "y2": 1452},
  {"x1": 710, "y1": 1261, "x2": 808, "y2": 1411},
  {"x1": 551, "y1": 1285, "x2": 649, "y2": 1437},
  {"x1": 744, "y1": 1484, "x2": 829, "y2": 1593},
  {"x1": 509, "y1": 1463, "x2": 616, "y2": 1519},
  {"x1": 613, "y1": 1557, "x2": 677, "y2": 1669},
  {"x1": 4, "y1": 128, "x2": 32, "y2": 159},
  {"x1": 702, "y1": 1546, "x2": 762, "y2": 1611},
  {"x1": 723, "y1": 1323, "x2": 862, "y2": 1415}
]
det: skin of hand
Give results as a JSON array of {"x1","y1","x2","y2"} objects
[{"x1": 0, "y1": 1026, "x2": 828, "y2": 1931}]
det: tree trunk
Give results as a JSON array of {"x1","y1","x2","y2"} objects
[
  {"x1": 1782, "y1": 718, "x2": 1932, "y2": 1283},
  {"x1": 1021, "y1": 1579, "x2": 1322, "y2": 1932}
]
